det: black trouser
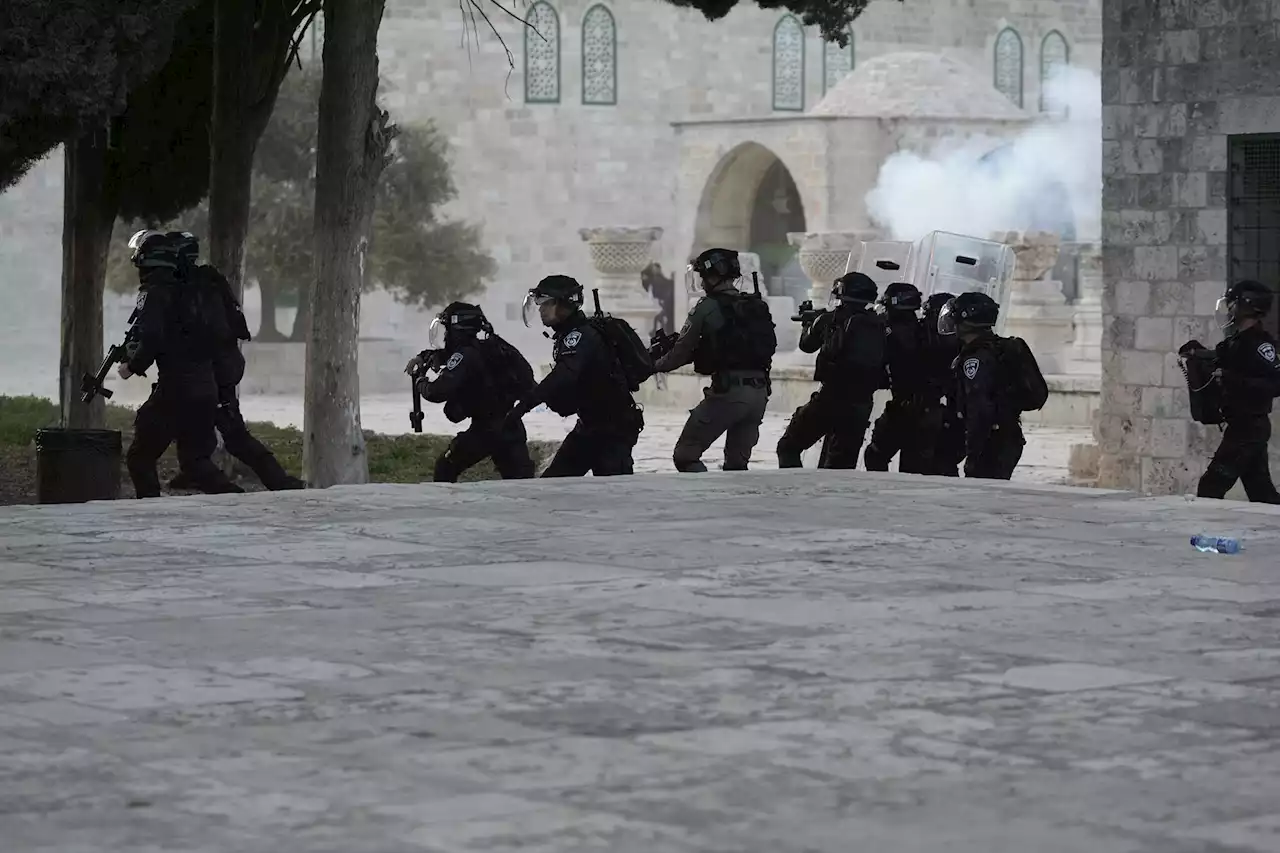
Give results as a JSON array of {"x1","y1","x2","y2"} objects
[
  {"x1": 173, "y1": 395, "x2": 300, "y2": 491},
  {"x1": 931, "y1": 410, "x2": 965, "y2": 477},
  {"x1": 434, "y1": 417, "x2": 534, "y2": 482},
  {"x1": 542, "y1": 410, "x2": 643, "y2": 478},
  {"x1": 864, "y1": 397, "x2": 936, "y2": 474},
  {"x1": 964, "y1": 423, "x2": 1025, "y2": 480},
  {"x1": 1197, "y1": 415, "x2": 1280, "y2": 503},
  {"x1": 777, "y1": 386, "x2": 874, "y2": 469},
  {"x1": 126, "y1": 383, "x2": 241, "y2": 499}
]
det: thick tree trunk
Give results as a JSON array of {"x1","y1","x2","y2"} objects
[
  {"x1": 289, "y1": 280, "x2": 311, "y2": 342},
  {"x1": 59, "y1": 130, "x2": 118, "y2": 429},
  {"x1": 254, "y1": 279, "x2": 286, "y2": 341},
  {"x1": 303, "y1": 0, "x2": 392, "y2": 487},
  {"x1": 208, "y1": 0, "x2": 257, "y2": 304}
]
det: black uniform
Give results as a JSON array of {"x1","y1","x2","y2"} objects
[
  {"x1": 418, "y1": 335, "x2": 536, "y2": 482},
  {"x1": 864, "y1": 310, "x2": 931, "y2": 473},
  {"x1": 172, "y1": 262, "x2": 304, "y2": 492},
  {"x1": 777, "y1": 273, "x2": 884, "y2": 469},
  {"x1": 122, "y1": 246, "x2": 241, "y2": 499},
  {"x1": 1197, "y1": 324, "x2": 1280, "y2": 502},
  {"x1": 921, "y1": 294, "x2": 964, "y2": 476},
  {"x1": 530, "y1": 312, "x2": 643, "y2": 477},
  {"x1": 953, "y1": 331, "x2": 1024, "y2": 480}
]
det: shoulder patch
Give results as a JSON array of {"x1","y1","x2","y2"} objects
[
  {"x1": 963, "y1": 357, "x2": 980, "y2": 380},
  {"x1": 135, "y1": 292, "x2": 147, "y2": 310},
  {"x1": 1259, "y1": 342, "x2": 1276, "y2": 363},
  {"x1": 563, "y1": 330, "x2": 582, "y2": 349},
  {"x1": 445, "y1": 352, "x2": 463, "y2": 370}
]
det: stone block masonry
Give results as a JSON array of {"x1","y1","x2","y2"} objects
[{"x1": 1099, "y1": 0, "x2": 1280, "y2": 495}]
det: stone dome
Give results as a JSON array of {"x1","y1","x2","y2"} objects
[{"x1": 810, "y1": 51, "x2": 1029, "y2": 121}]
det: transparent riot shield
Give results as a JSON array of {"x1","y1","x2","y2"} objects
[
  {"x1": 911, "y1": 231, "x2": 1017, "y2": 334},
  {"x1": 845, "y1": 240, "x2": 916, "y2": 290}
]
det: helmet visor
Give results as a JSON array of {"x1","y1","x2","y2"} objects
[
  {"x1": 427, "y1": 317, "x2": 448, "y2": 351},
  {"x1": 685, "y1": 265, "x2": 705, "y2": 297},
  {"x1": 1215, "y1": 296, "x2": 1233, "y2": 330},
  {"x1": 522, "y1": 292, "x2": 555, "y2": 328},
  {"x1": 128, "y1": 229, "x2": 159, "y2": 251},
  {"x1": 936, "y1": 300, "x2": 959, "y2": 335}
]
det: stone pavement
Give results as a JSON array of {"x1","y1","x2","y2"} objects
[
  {"x1": 234, "y1": 393, "x2": 1091, "y2": 482},
  {"x1": 1, "y1": 473, "x2": 1279, "y2": 852}
]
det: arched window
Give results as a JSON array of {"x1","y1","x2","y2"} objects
[
  {"x1": 993, "y1": 27, "x2": 1024, "y2": 108},
  {"x1": 1039, "y1": 30, "x2": 1069, "y2": 112},
  {"x1": 772, "y1": 15, "x2": 805, "y2": 111},
  {"x1": 524, "y1": 1, "x2": 560, "y2": 104},
  {"x1": 582, "y1": 5, "x2": 617, "y2": 105},
  {"x1": 822, "y1": 28, "x2": 854, "y2": 94}
]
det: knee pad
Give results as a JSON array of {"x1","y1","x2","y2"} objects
[
  {"x1": 863, "y1": 443, "x2": 890, "y2": 471},
  {"x1": 433, "y1": 455, "x2": 461, "y2": 483}
]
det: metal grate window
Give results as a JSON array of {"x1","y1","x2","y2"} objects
[{"x1": 1229, "y1": 135, "x2": 1280, "y2": 336}]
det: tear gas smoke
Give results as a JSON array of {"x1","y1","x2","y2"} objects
[{"x1": 864, "y1": 66, "x2": 1102, "y2": 243}]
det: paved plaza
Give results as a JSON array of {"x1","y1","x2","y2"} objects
[{"x1": 0, "y1": 472, "x2": 1278, "y2": 851}]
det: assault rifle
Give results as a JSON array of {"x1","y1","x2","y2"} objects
[
  {"x1": 407, "y1": 350, "x2": 443, "y2": 433},
  {"x1": 790, "y1": 299, "x2": 827, "y2": 324},
  {"x1": 80, "y1": 335, "x2": 144, "y2": 403}
]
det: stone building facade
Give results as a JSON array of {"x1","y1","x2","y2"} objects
[{"x1": 1098, "y1": 0, "x2": 1280, "y2": 495}]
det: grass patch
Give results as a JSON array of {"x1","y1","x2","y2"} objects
[{"x1": 0, "y1": 395, "x2": 557, "y2": 505}]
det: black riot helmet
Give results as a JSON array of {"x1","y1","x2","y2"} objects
[
  {"x1": 686, "y1": 248, "x2": 741, "y2": 295},
  {"x1": 830, "y1": 272, "x2": 878, "y2": 308},
  {"x1": 164, "y1": 231, "x2": 200, "y2": 271},
  {"x1": 880, "y1": 281, "x2": 922, "y2": 313},
  {"x1": 522, "y1": 274, "x2": 584, "y2": 327},
  {"x1": 128, "y1": 229, "x2": 179, "y2": 270},
  {"x1": 428, "y1": 302, "x2": 492, "y2": 350},
  {"x1": 923, "y1": 292, "x2": 956, "y2": 321},
  {"x1": 937, "y1": 291, "x2": 999, "y2": 336},
  {"x1": 1216, "y1": 280, "x2": 1274, "y2": 338}
]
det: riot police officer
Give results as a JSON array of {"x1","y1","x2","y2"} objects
[
  {"x1": 165, "y1": 233, "x2": 305, "y2": 492},
  {"x1": 777, "y1": 272, "x2": 884, "y2": 468},
  {"x1": 921, "y1": 292, "x2": 963, "y2": 476},
  {"x1": 1197, "y1": 280, "x2": 1280, "y2": 503},
  {"x1": 508, "y1": 275, "x2": 643, "y2": 476},
  {"x1": 117, "y1": 230, "x2": 242, "y2": 498},
  {"x1": 864, "y1": 282, "x2": 931, "y2": 474},
  {"x1": 651, "y1": 248, "x2": 775, "y2": 472},
  {"x1": 937, "y1": 291, "x2": 1022, "y2": 480},
  {"x1": 406, "y1": 302, "x2": 536, "y2": 482}
]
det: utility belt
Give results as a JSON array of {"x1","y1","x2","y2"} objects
[{"x1": 711, "y1": 372, "x2": 769, "y2": 393}]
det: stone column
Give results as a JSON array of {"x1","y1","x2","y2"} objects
[
  {"x1": 786, "y1": 231, "x2": 871, "y2": 304},
  {"x1": 579, "y1": 227, "x2": 662, "y2": 334},
  {"x1": 1064, "y1": 243, "x2": 1102, "y2": 376},
  {"x1": 737, "y1": 250, "x2": 800, "y2": 352},
  {"x1": 998, "y1": 231, "x2": 1074, "y2": 375}
]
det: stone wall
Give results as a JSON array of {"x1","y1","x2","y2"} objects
[{"x1": 1098, "y1": 0, "x2": 1280, "y2": 495}]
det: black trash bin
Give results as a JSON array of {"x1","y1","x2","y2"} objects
[{"x1": 34, "y1": 428, "x2": 123, "y2": 504}]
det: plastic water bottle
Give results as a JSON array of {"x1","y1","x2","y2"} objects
[
  {"x1": 1190, "y1": 535, "x2": 1242, "y2": 554},
  {"x1": 532, "y1": 403, "x2": 549, "y2": 414}
]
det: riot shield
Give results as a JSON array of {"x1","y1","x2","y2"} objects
[
  {"x1": 911, "y1": 231, "x2": 1017, "y2": 334},
  {"x1": 845, "y1": 240, "x2": 916, "y2": 290}
]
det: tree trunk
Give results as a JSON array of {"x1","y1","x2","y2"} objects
[
  {"x1": 254, "y1": 278, "x2": 286, "y2": 341},
  {"x1": 303, "y1": 0, "x2": 392, "y2": 487},
  {"x1": 289, "y1": 280, "x2": 310, "y2": 342},
  {"x1": 208, "y1": 0, "x2": 257, "y2": 304},
  {"x1": 59, "y1": 129, "x2": 118, "y2": 429}
]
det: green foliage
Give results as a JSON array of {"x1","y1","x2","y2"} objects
[
  {"x1": 660, "y1": 0, "x2": 887, "y2": 44},
  {"x1": 0, "y1": 0, "x2": 199, "y2": 191}
]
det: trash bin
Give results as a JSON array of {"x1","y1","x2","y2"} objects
[{"x1": 34, "y1": 428, "x2": 123, "y2": 504}]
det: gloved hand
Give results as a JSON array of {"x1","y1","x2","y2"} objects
[{"x1": 502, "y1": 399, "x2": 533, "y2": 430}]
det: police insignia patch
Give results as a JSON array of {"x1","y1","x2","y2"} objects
[
  {"x1": 963, "y1": 357, "x2": 980, "y2": 380},
  {"x1": 1259, "y1": 343, "x2": 1276, "y2": 363},
  {"x1": 135, "y1": 292, "x2": 147, "y2": 310},
  {"x1": 564, "y1": 330, "x2": 582, "y2": 348},
  {"x1": 445, "y1": 352, "x2": 463, "y2": 370}
]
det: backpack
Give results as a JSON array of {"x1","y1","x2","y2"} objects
[
  {"x1": 994, "y1": 335, "x2": 1049, "y2": 412},
  {"x1": 589, "y1": 314, "x2": 656, "y2": 392},
  {"x1": 197, "y1": 264, "x2": 251, "y2": 342},
  {"x1": 1178, "y1": 340, "x2": 1223, "y2": 425},
  {"x1": 479, "y1": 334, "x2": 536, "y2": 401},
  {"x1": 821, "y1": 308, "x2": 886, "y2": 377},
  {"x1": 711, "y1": 291, "x2": 777, "y2": 371}
]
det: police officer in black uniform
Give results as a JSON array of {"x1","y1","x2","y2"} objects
[
  {"x1": 508, "y1": 275, "x2": 643, "y2": 476},
  {"x1": 921, "y1": 292, "x2": 963, "y2": 476},
  {"x1": 937, "y1": 291, "x2": 1022, "y2": 480},
  {"x1": 777, "y1": 272, "x2": 883, "y2": 468},
  {"x1": 1197, "y1": 280, "x2": 1280, "y2": 503},
  {"x1": 864, "y1": 282, "x2": 931, "y2": 474},
  {"x1": 165, "y1": 233, "x2": 305, "y2": 492},
  {"x1": 652, "y1": 248, "x2": 773, "y2": 472},
  {"x1": 117, "y1": 230, "x2": 242, "y2": 498},
  {"x1": 406, "y1": 302, "x2": 536, "y2": 482}
]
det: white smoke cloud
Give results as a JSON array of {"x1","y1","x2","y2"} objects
[{"x1": 863, "y1": 65, "x2": 1102, "y2": 243}]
